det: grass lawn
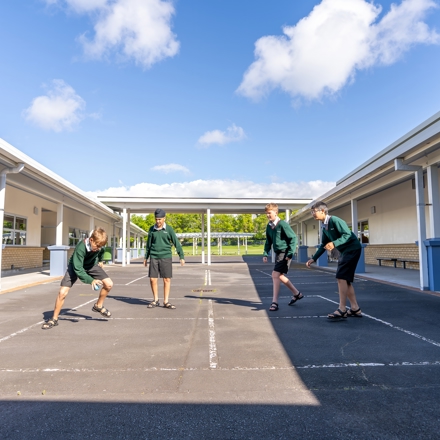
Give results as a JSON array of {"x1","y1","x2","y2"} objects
[{"x1": 181, "y1": 244, "x2": 264, "y2": 256}]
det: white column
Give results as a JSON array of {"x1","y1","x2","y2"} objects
[
  {"x1": 415, "y1": 169, "x2": 429, "y2": 289},
  {"x1": 126, "y1": 209, "x2": 131, "y2": 265},
  {"x1": 56, "y1": 203, "x2": 64, "y2": 245},
  {"x1": 112, "y1": 222, "x2": 116, "y2": 263},
  {"x1": 202, "y1": 213, "x2": 205, "y2": 264},
  {"x1": 193, "y1": 237, "x2": 195, "y2": 255},
  {"x1": 245, "y1": 236, "x2": 248, "y2": 253},
  {"x1": 207, "y1": 208, "x2": 211, "y2": 265},
  {"x1": 286, "y1": 209, "x2": 290, "y2": 223},
  {"x1": 237, "y1": 235, "x2": 240, "y2": 255},
  {"x1": 122, "y1": 208, "x2": 127, "y2": 267},
  {"x1": 351, "y1": 199, "x2": 358, "y2": 238},
  {"x1": 220, "y1": 237, "x2": 222, "y2": 255},
  {"x1": 300, "y1": 221, "x2": 304, "y2": 245},
  {"x1": 89, "y1": 216, "x2": 94, "y2": 235},
  {"x1": 427, "y1": 165, "x2": 440, "y2": 238}
]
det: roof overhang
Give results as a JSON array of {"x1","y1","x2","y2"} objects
[{"x1": 97, "y1": 197, "x2": 313, "y2": 214}]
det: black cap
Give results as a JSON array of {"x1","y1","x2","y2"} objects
[{"x1": 154, "y1": 208, "x2": 166, "y2": 218}]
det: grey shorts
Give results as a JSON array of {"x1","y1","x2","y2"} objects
[
  {"x1": 149, "y1": 258, "x2": 173, "y2": 278},
  {"x1": 61, "y1": 264, "x2": 109, "y2": 287},
  {"x1": 273, "y1": 251, "x2": 290, "y2": 274}
]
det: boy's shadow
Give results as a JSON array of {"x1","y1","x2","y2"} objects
[
  {"x1": 108, "y1": 295, "x2": 150, "y2": 306},
  {"x1": 184, "y1": 295, "x2": 265, "y2": 311},
  {"x1": 42, "y1": 309, "x2": 107, "y2": 323}
]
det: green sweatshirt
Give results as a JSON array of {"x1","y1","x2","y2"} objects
[
  {"x1": 263, "y1": 220, "x2": 297, "y2": 258},
  {"x1": 312, "y1": 216, "x2": 361, "y2": 261},
  {"x1": 145, "y1": 223, "x2": 184, "y2": 260},
  {"x1": 69, "y1": 239, "x2": 104, "y2": 284}
]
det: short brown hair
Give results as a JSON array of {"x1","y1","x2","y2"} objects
[
  {"x1": 90, "y1": 227, "x2": 108, "y2": 246},
  {"x1": 265, "y1": 203, "x2": 279, "y2": 212}
]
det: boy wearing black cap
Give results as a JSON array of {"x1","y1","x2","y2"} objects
[{"x1": 143, "y1": 209, "x2": 185, "y2": 309}]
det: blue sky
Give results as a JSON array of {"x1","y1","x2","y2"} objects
[{"x1": 1, "y1": 0, "x2": 440, "y2": 199}]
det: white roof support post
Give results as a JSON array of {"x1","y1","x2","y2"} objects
[
  {"x1": 122, "y1": 208, "x2": 127, "y2": 267},
  {"x1": 300, "y1": 221, "x2": 304, "y2": 245},
  {"x1": 427, "y1": 165, "x2": 440, "y2": 238},
  {"x1": 201, "y1": 212, "x2": 205, "y2": 264},
  {"x1": 126, "y1": 208, "x2": 131, "y2": 265},
  {"x1": 56, "y1": 203, "x2": 64, "y2": 245},
  {"x1": 395, "y1": 159, "x2": 429, "y2": 290},
  {"x1": 0, "y1": 163, "x2": 24, "y2": 290},
  {"x1": 351, "y1": 199, "x2": 358, "y2": 238},
  {"x1": 207, "y1": 208, "x2": 211, "y2": 266},
  {"x1": 237, "y1": 234, "x2": 240, "y2": 255},
  {"x1": 286, "y1": 209, "x2": 290, "y2": 222}
]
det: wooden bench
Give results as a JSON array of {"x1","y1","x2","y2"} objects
[
  {"x1": 397, "y1": 258, "x2": 419, "y2": 269},
  {"x1": 377, "y1": 258, "x2": 398, "y2": 267}
]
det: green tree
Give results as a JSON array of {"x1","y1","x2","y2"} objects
[
  {"x1": 235, "y1": 214, "x2": 253, "y2": 232},
  {"x1": 210, "y1": 214, "x2": 235, "y2": 232}
]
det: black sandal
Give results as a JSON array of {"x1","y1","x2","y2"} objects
[
  {"x1": 288, "y1": 292, "x2": 304, "y2": 306},
  {"x1": 147, "y1": 300, "x2": 160, "y2": 308},
  {"x1": 92, "y1": 304, "x2": 112, "y2": 317},
  {"x1": 41, "y1": 318, "x2": 58, "y2": 330},
  {"x1": 327, "y1": 308, "x2": 347, "y2": 320},
  {"x1": 269, "y1": 302, "x2": 279, "y2": 311},
  {"x1": 347, "y1": 307, "x2": 363, "y2": 318},
  {"x1": 163, "y1": 302, "x2": 176, "y2": 309}
]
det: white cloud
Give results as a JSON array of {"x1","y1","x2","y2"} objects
[
  {"x1": 22, "y1": 79, "x2": 86, "y2": 132},
  {"x1": 48, "y1": 0, "x2": 180, "y2": 68},
  {"x1": 151, "y1": 163, "x2": 190, "y2": 174},
  {"x1": 198, "y1": 124, "x2": 246, "y2": 147},
  {"x1": 237, "y1": 0, "x2": 440, "y2": 101},
  {"x1": 88, "y1": 179, "x2": 335, "y2": 199}
]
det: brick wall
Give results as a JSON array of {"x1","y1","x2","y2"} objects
[
  {"x1": 365, "y1": 244, "x2": 419, "y2": 270},
  {"x1": 2, "y1": 247, "x2": 44, "y2": 270}
]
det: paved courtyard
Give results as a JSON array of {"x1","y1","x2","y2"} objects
[{"x1": 1, "y1": 256, "x2": 439, "y2": 439}]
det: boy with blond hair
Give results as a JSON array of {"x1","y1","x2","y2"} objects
[
  {"x1": 42, "y1": 227, "x2": 114, "y2": 329},
  {"x1": 263, "y1": 203, "x2": 303, "y2": 311}
]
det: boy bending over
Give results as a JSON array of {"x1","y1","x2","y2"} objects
[{"x1": 42, "y1": 227, "x2": 113, "y2": 329}]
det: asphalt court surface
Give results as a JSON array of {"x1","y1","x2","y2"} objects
[{"x1": 1, "y1": 255, "x2": 440, "y2": 439}]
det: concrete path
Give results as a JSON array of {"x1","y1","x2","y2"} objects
[{"x1": 1, "y1": 257, "x2": 439, "y2": 439}]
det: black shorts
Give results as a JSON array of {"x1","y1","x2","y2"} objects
[
  {"x1": 61, "y1": 264, "x2": 109, "y2": 287},
  {"x1": 336, "y1": 248, "x2": 361, "y2": 283},
  {"x1": 149, "y1": 258, "x2": 173, "y2": 278},
  {"x1": 273, "y1": 251, "x2": 290, "y2": 274}
]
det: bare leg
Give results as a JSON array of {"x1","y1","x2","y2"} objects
[
  {"x1": 346, "y1": 282, "x2": 360, "y2": 311},
  {"x1": 150, "y1": 278, "x2": 159, "y2": 302},
  {"x1": 53, "y1": 286, "x2": 70, "y2": 320},
  {"x1": 163, "y1": 278, "x2": 171, "y2": 304},
  {"x1": 279, "y1": 274, "x2": 300, "y2": 296},
  {"x1": 96, "y1": 277, "x2": 113, "y2": 308},
  {"x1": 271, "y1": 271, "x2": 282, "y2": 305},
  {"x1": 336, "y1": 278, "x2": 349, "y2": 311}
]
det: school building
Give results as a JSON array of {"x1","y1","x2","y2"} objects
[
  {"x1": 0, "y1": 137, "x2": 147, "y2": 287},
  {"x1": 289, "y1": 111, "x2": 440, "y2": 292}
]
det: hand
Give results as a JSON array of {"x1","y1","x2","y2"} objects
[
  {"x1": 91, "y1": 280, "x2": 103, "y2": 289},
  {"x1": 180, "y1": 259, "x2": 185, "y2": 266},
  {"x1": 143, "y1": 259, "x2": 148, "y2": 267},
  {"x1": 263, "y1": 257, "x2": 268, "y2": 263},
  {"x1": 98, "y1": 262, "x2": 104, "y2": 268},
  {"x1": 324, "y1": 242, "x2": 335, "y2": 251},
  {"x1": 306, "y1": 259, "x2": 314, "y2": 268}
]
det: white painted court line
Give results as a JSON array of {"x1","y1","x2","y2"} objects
[
  {"x1": 0, "y1": 298, "x2": 97, "y2": 344},
  {"x1": 2, "y1": 360, "x2": 439, "y2": 374},
  {"x1": 125, "y1": 274, "x2": 149, "y2": 285},
  {"x1": 318, "y1": 295, "x2": 440, "y2": 348},
  {"x1": 208, "y1": 299, "x2": 218, "y2": 369}
]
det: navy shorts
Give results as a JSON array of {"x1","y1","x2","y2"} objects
[
  {"x1": 336, "y1": 248, "x2": 361, "y2": 283},
  {"x1": 149, "y1": 258, "x2": 173, "y2": 278},
  {"x1": 61, "y1": 264, "x2": 109, "y2": 287},
  {"x1": 273, "y1": 251, "x2": 290, "y2": 274}
]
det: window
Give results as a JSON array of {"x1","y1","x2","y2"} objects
[
  {"x1": 3, "y1": 214, "x2": 27, "y2": 245},
  {"x1": 68, "y1": 227, "x2": 88, "y2": 246}
]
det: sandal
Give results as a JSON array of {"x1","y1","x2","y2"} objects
[
  {"x1": 327, "y1": 308, "x2": 347, "y2": 320},
  {"x1": 163, "y1": 302, "x2": 176, "y2": 309},
  {"x1": 41, "y1": 318, "x2": 58, "y2": 330},
  {"x1": 147, "y1": 300, "x2": 160, "y2": 308},
  {"x1": 347, "y1": 307, "x2": 363, "y2": 318},
  {"x1": 269, "y1": 302, "x2": 279, "y2": 311},
  {"x1": 92, "y1": 304, "x2": 112, "y2": 317},
  {"x1": 288, "y1": 292, "x2": 304, "y2": 306}
]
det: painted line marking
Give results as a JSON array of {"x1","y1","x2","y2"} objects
[
  {"x1": 208, "y1": 299, "x2": 218, "y2": 369},
  {"x1": 125, "y1": 274, "x2": 149, "y2": 285},
  {"x1": 2, "y1": 360, "x2": 439, "y2": 373},
  {"x1": 317, "y1": 295, "x2": 440, "y2": 348},
  {"x1": 0, "y1": 298, "x2": 97, "y2": 344}
]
